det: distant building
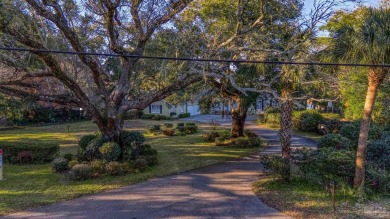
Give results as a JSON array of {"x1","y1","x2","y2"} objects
[{"x1": 143, "y1": 100, "x2": 200, "y2": 117}]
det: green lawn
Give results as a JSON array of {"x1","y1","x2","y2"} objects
[
  {"x1": 0, "y1": 120, "x2": 260, "y2": 215},
  {"x1": 253, "y1": 176, "x2": 390, "y2": 219}
]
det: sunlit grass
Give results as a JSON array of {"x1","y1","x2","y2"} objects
[{"x1": 0, "y1": 119, "x2": 260, "y2": 215}]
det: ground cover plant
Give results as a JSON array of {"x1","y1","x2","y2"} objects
[{"x1": 0, "y1": 119, "x2": 259, "y2": 215}]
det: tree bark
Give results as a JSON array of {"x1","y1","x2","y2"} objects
[
  {"x1": 280, "y1": 96, "x2": 293, "y2": 182},
  {"x1": 353, "y1": 67, "x2": 386, "y2": 190},
  {"x1": 231, "y1": 99, "x2": 247, "y2": 138}
]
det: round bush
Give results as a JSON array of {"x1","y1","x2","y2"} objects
[
  {"x1": 105, "y1": 161, "x2": 127, "y2": 176},
  {"x1": 68, "y1": 160, "x2": 78, "y2": 169},
  {"x1": 133, "y1": 158, "x2": 148, "y2": 171},
  {"x1": 318, "y1": 134, "x2": 353, "y2": 150},
  {"x1": 202, "y1": 131, "x2": 220, "y2": 142},
  {"x1": 297, "y1": 111, "x2": 324, "y2": 132},
  {"x1": 66, "y1": 164, "x2": 93, "y2": 181},
  {"x1": 51, "y1": 157, "x2": 69, "y2": 173},
  {"x1": 121, "y1": 131, "x2": 145, "y2": 148},
  {"x1": 84, "y1": 137, "x2": 104, "y2": 161},
  {"x1": 78, "y1": 135, "x2": 96, "y2": 150},
  {"x1": 326, "y1": 119, "x2": 342, "y2": 134},
  {"x1": 99, "y1": 142, "x2": 121, "y2": 162},
  {"x1": 161, "y1": 128, "x2": 175, "y2": 136}
]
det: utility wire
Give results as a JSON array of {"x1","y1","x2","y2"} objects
[{"x1": 0, "y1": 47, "x2": 389, "y2": 68}]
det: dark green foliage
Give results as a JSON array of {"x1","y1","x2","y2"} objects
[
  {"x1": 84, "y1": 137, "x2": 104, "y2": 161},
  {"x1": 231, "y1": 137, "x2": 262, "y2": 148},
  {"x1": 326, "y1": 119, "x2": 342, "y2": 134},
  {"x1": 177, "y1": 125, "x2": 198, "y2": 134},
  {"x1": 292, "y1": 148, "x2": 356, "y2": 185},
  {"x1": 51, "y1": 157, "x2": 69, "y2": 173},
  {"x1": 339, "y1": 123, "x2": 359, "y2": 141},
  {"x1": 368, "y1": 125, "x2": 382, "y2": 141},
  {"x1": 65, "y1": 164, "x2": 93, "y2": 181},
  {"x1": 161, "y1": 128, "x2": 175, "y2": 136},
  {"x1": 63, "y1": 153, "x2": 73, "y2": 161},
  {"x1": 261, "y1": 155, "x2": 289, "y2": 178},
  {"x1": 141, "y1": 114, "x2": 154, "y2": 119},
  {"x1": 99, "y1": 142, "x2": 121, "y2": 162},
  {"x1": 317, "y1": 134, "x2": 352, "y2": 150},
  {"x1": 178, "y1": 113, "x2": 191, "y2": 118},
  {"x1": 170, "y1": 112, "x2": 176, "y2": 117},
  {"x1": 176, "y1": 123, "x2": 184, "y2": 128},
  {"x1": 296, "y1": 110, "x2": 324, "y2": 132},
  {"x1": 136, "y1": 111, "x2": 144, "y2": 118},
  {"x1": 120, "y1": 130, "x2": 146, "y2": 147},
  {"x1": 366, "y1": 141, "x2": 390, "y2": 170},
  {"x1": 1, "y1": 143, "x2": 59, "y2": 164},
  {"x1": 78, "y1": 135, "x2": 96, "y2": 150},
  {"x1": 105, "y1": 161, "x2": 127, "y2": 176},
  {"x1": 365, "y1": 165, "x2": 390, "y2": 193},
  {"x1": 202, "y1": 131, "x2": 220, "y2": 142}
]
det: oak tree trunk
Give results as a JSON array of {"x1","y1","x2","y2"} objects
[
  {"x1": 353, "y1": 67, "x2": 386, "y2": 190},
  {"x1": 231, "y1": 99, "x2": 247, "y2": 138}
]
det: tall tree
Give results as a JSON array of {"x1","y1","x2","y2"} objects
[
  {"x1": 329, "y1": 7, "x2": 390, "y2": 190},
  {"x1": 0, "y1": 0, "x2": 199, "y2": 151}
]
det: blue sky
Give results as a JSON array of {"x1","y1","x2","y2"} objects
[{"x1": 303, "y1": 0, "x2": 380, "y2": 15}]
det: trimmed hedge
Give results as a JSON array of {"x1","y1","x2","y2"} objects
[
  {"x1": 1, "y1": 142, "x2": 60, "y2": 164},
  {"x1": 178, "y1": 113, "x2": 190, "y2": 118}
]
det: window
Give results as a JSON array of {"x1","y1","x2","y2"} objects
[{"x1": 151, "y1": 105, "x2": 162, "y2": 114}]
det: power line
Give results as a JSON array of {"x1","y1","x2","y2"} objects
[{"x1": 0, "y1": 47, "x2": 389, "y2": 68}]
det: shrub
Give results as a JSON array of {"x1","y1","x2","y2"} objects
[
  {"x1": 91, "y1": 160, "x2": 106, "y2": 175},
  {"x1": 219, "y1": 130, "x2": 231, "y2": 140},
  {"x1": 99, "y1": 142, "x2": 121, "y2": 162},
  {"x1": 296, "y1": 110, "x2": 324, "y2": 132},
  {"x1": 292, "y1": 148, "x2": 356, "y2": 185},
  {"x1": 368, "y1": 125, "x2": 382, "y2": 141},
  {"x1": 170, "y1": 112, "x2": 176, "y2": 117},
  {"x1": 215, "y1": 137, "x2": 226, "y2": 146},
  {"x1": 202, "y1": 131, "x2": 220, "y2": 142},
  {"x1": 121, "y1": 130, "x2": 145, "y2": 147},
  {"x1": 133, "y1": 158, "x2": 148, "y2": 171},
  {"x1": 260, "y1": 155, "x2": 289, "y2": 178},
  {"x1": 136, "y1": 111, "x2": 144, "y2": 118},
  {"x1": 106, "y1": 161, "x2": 127, "y2": 176},
  {"x1": 317, "y1": 134, "x2": 352, "y2": 150},
  {"x1": 248, "y1": 137, "x2": 263, "y2": 147},
  {"x1": 163, "y1": 123, "x2": 174, "y2": 128},
  {"x1": 366, "y1": 141, "x2": 390, "y2": 170},
  {"x1": 153, "y1": 115, "x2": 167, "y2": 120},
  {"x1": 161, "y1": 128, "x2": 175, "y2": 136},
  {"x1": 265, "y1": 112, "x2": 280, "y2": 126},
  {"x1": 68, "y1": 160, "x2": 78, "y2": 169},
  {"x1": 78, "y1": 134, "x2": 96, "y2": 150},
  {"x1": 66, "y1": 164, "x2": 93, "y2": 181},
  {"x1": 365, "y1": 165, "x2": 390, "y2": 193},
  {"x1": 84, "y1": 137, "x2": 104, "y2": 161},
  {"x1": 178, "y1": 113, "x2": 190, "y2": 118},
  {"x1": 176, "y1": 123, "x2": 184, "y2": 128},
  {"x1": 265, "y1": 107, "x2": 280, "y2": 113},
  {"x1": 244, "y1": 130, "x2": 258, "y2": 138},
  {"x1": 1, "y1": 142, "x2": 59, "y2": 164},
  {"x1": 177, "y1": 125, "x2": 198, "y2": 134},
  {"x1": 231, "y1": 137, "x2": 249, "y2": 147},
  {"x1": 51, "y1": 157, "x2": 69, "y2": 173},
  {"x1": 326, "y1": 119, "x2": 342, "y2": 134},
  {"x1": 63, "y1": 153, "x2": 73, "y2": 161},
  {"x1": 339, "y1": 123, "x2": 359, "y2": 141},
  {"x1": 141, "y1": 114, "x2": 154, "y2": 119}
]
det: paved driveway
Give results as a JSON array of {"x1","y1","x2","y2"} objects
[{"x1": 3, "y1": 153, "x2": 290, "y2": 219}]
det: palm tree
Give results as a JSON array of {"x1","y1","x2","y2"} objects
[{"x1": 333, "y1": 7, "x2": 390, "y2": 190}]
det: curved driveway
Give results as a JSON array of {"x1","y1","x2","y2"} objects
[{"x1": 1, "y1": 114, "x2": 317, "y2": 219}]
